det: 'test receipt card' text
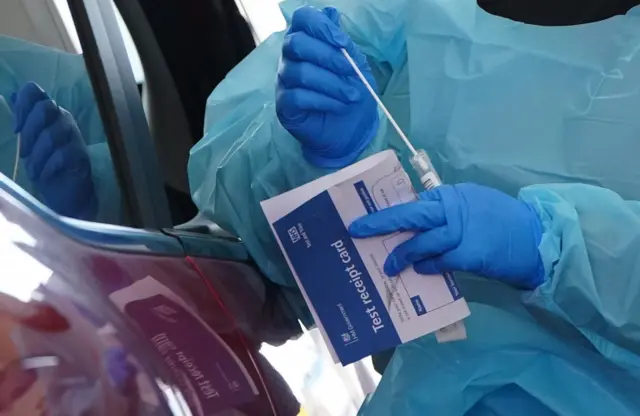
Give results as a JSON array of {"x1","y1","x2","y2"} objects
[{"x1": 261, "y1": 150, "x2": 470, "y2": 365}]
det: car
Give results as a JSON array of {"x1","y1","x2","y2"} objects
[
  {"x1": 0, "y1": 1, "x2": 383, "y2": 414},
  {"x1": 0, "y1": 167, "x2": 301, "y2": 415},
  {"x1": 0, "y1": 1, "x2": 301, "y2": 414},
  {"x1": 5, "y1": 0, "x2": 636, "y2": 414}
]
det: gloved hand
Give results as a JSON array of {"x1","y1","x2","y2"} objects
[
  {"x1": 276, "y1": 6, "x2": 379, "y2": 169},
  {"x1": 104, "y1": 346, "x2": 137, "y2": 396},
  {"x1": 11, "y1": 82, "x2": 97, "y2": 221},
  {"x1": 349, "y1": 183, "x2": 545, "y2": 289}
]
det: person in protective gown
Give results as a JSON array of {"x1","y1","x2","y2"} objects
[
  {"x1": 188, "y1": 0, "x2": 640, "y2": 414},
  {"x1": 0, "y1": 35, "x2": 120, "y2": 223}
]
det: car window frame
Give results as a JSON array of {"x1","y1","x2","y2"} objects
[{"x1": 67, "y1": 0, "x2": 171, "y2": 229}]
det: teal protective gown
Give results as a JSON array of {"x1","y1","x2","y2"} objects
[
  {"x1": 188, "y1": 0, "x2": 640, "y2": 413},
  {"x1": 0, "y1": 35, "x2": 121, "y2": 224}
]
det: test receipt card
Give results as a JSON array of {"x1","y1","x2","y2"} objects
[{"x1": 261, "y1": 150, "x2": 470, "y2": 365}]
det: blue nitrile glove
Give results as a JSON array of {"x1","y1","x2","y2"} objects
[
  {"x1": 276, "y1": 6, "x2": 379, "y2": 169},
  {"x1": 11, "y1": 82, "x2": 97, "y2": 220},
  {"x1": 349, "y1": 183, "x2": 545, "y2": 289},
  {"x1": 104, "y1": 346, "x2": 137, "y2": 396}
]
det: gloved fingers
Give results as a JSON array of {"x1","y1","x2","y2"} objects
[
  {"x1": 37, "y1": 142, "x2": 77, "y2": 181},
  {"x1": 418, "y1": 188, "x2": 442, "y2": 202},
  {"x1": 384, "y1": 227, "x2": 457, "y2": 276},
  {"x1": 19, "y1": 99, "x2": 60, "y2": 158},
  {"x1": 283, "y1": 31, "x2": 355, "y2": 77},
  {"x1": 24, "y1": 121, "x2": 73, "y2": 181},
  {"x1": 24, "y1": 134, "x2": 53, "y2": 182},
  {"x1": 34, "y1": 142, "x2": 95, "y2": 219},
  {"x1": 289, "y1": 7, "x2": 352, "y2": 51},
  {"x1": 349, "y1": 200, "x2": 446, "y2": 238},
  {"x1": 11, "y1": 82, "x2": 51, "y2": 133},
  {"x1": 279, "y1": 60, "x2": 360, "y2": 104},
  {"x1": 105, "y1": 347, "x2": 136, "y2": 393},
  {"x1": 276, "y1": 87, "x2": 347, "y2": 115},
  {"x1": 413, "y1": 254, "x2": 458, "y2": 276},
  {"x1": 321, "y1": 6, "x2": 367, "y2": 67}
]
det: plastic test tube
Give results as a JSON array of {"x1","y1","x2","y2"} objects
[
  {"x1": 340, "y1": 49, "x2": 440, "y2": 191},
  {"x1": 341, "y1": 48, "x2": 466, "y2": 342}
]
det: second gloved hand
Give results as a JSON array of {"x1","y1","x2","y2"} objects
[
  {"x1": 349, "y1": 183, "x2": 545, "y2": 289},
  {"x1": 12, "y1": 82, "x2": 97, "y2": 221},
  {"x1": 104, "y1": 346, "x2": 137, "y2": 396},
  {"x1": 276, "y1": 6, "x2": 379, "y2": 169}
]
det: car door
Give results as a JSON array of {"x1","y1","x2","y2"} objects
[{"x1": 0, "y1": 0, "x2": 302, "y2": 414}]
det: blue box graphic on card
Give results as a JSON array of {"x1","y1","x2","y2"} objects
[
  {"x1": 444, "y1": 272, "x2": 462, "y2": 300},
  {"x1": 410, "y1": 296, "x2": 426, "y2": 316},
  {"x1": 354, "y1": 181, "x2": 377, "y2": 214},
  {"x1": 273, "y1": 191, "x2": 401, "y2": 365}
]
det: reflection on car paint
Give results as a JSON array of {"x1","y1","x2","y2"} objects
[{"x1": 0, "y1": 179, "x2": 300, "y2": 415}]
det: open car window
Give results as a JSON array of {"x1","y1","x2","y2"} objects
[{"x1": 0, "y1": 0, "x2": 135, "y2": 227}]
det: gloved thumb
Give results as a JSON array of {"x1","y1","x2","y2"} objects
[
  {"x1": 323, "y1": 6, "x2": 341, "y2": 27},
  {"x1": 11, "y1": 82, "x2": 51, "y2": 134},
  {"x1": 321, "y1": 6, "x2": 371, "y2": 80},
  {"x1": 290, "y1": 6, "x2": 351, "y2": 50},
  {"x1": 414, "y1": 256, "x2": 454, "y2": 276},
  {"x1": 322, "y1": 7, "x2": 354, "y2": 52}
]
